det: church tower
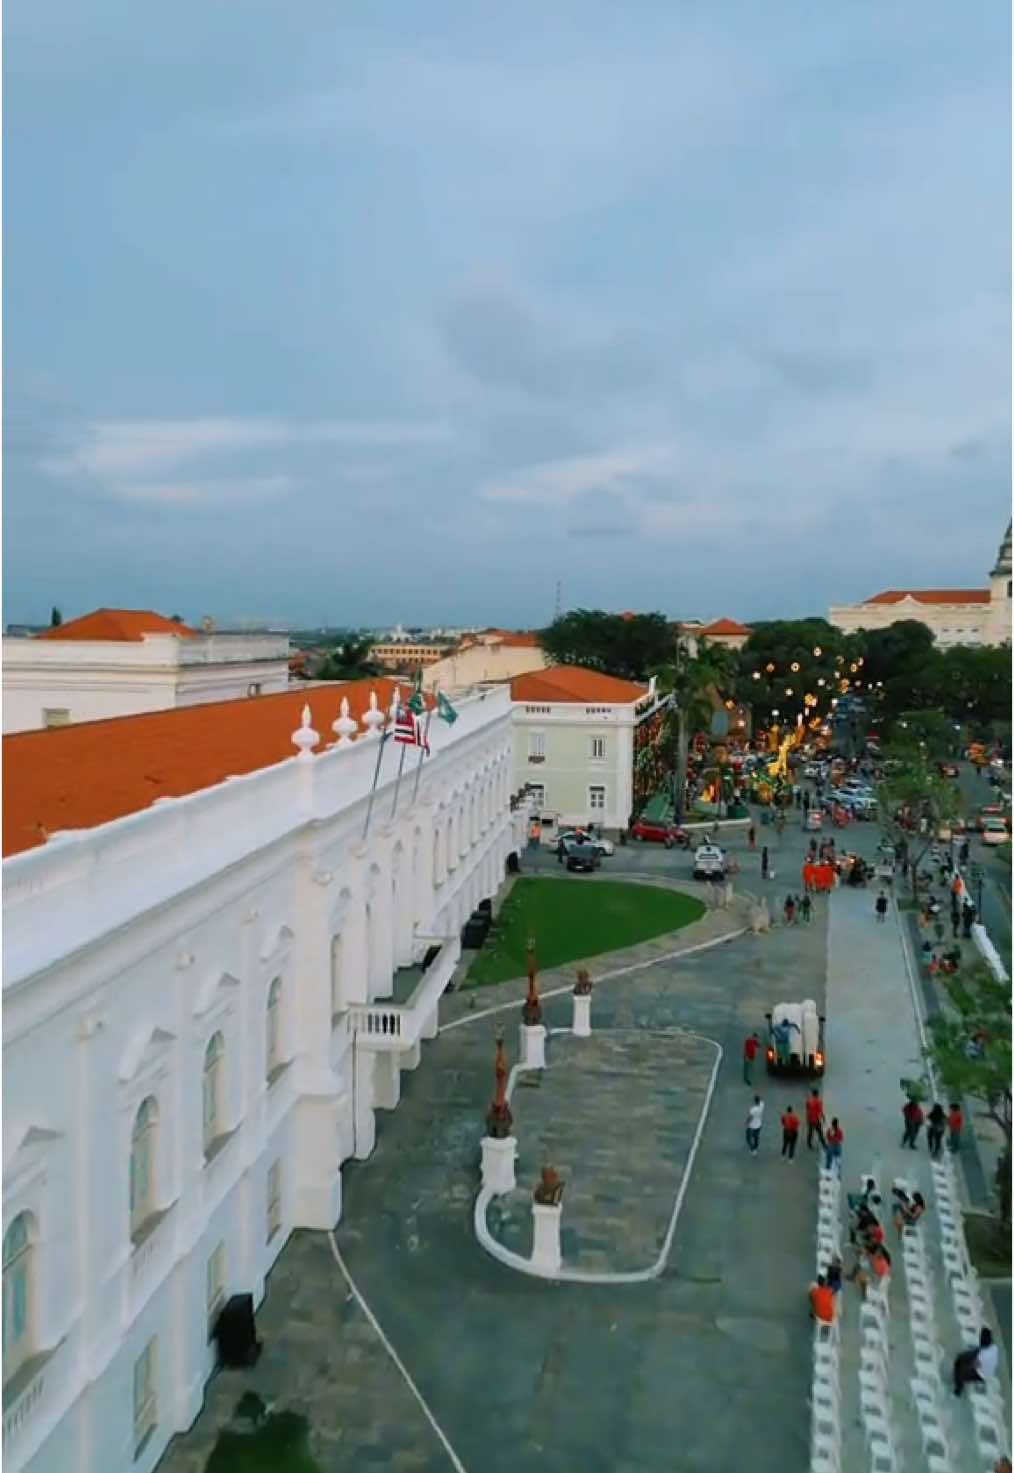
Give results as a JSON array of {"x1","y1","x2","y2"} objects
[{"x1": 985, "y1": 521, "x2": 1012, "y2": 644}]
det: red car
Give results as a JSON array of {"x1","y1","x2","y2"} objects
[{"x1": 630, "y1": 817, "x2": 690, "y2": 848}]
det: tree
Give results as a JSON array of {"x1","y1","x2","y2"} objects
[
  {"x1": 50, "y1": 606, "x2": 62, "y2": 627},
  {"x1": 861, "y1": 620, "x2": 935, "y2": 685},
  {"x1": 539, "y1": 610, "x2": 676, "y2": 681},
  {"x1": 889, "y1": 710, "x2": 959, "y2": 760},
  {"x1": 737, "y1": 618, "x2": 858, "y2": 735},
  {"x1": 169, "y1": 614, "x2": 184, "y2": 624},
  {"x1": 927, "y1": 959, "x2": 1011, "y2": 1244},
  {"x1": 652, "y1": 644, "x2": 738, "y2": 822},
  {"x1": 877, "y1": 740, "x2": 960, "y2": 895},
  {"x1": 317, "y1": 638, "x2": 380, "y2": 681}
]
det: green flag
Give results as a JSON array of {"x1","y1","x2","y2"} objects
[
  {"x1": 437, "y1": 691, "x2": 458, "y2": 725},
  {"x1": 407, "y1": 671, "x2": 425, "y2": 715}
]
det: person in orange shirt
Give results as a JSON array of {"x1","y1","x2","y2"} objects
[
  {"x1": 948, "y1": 1103, "x2": 964, "y2": 1153},
  {"x1": 805, "y1": 1089, "x2": 825, "y2": 1149},
  {"x1": 809, "y1": 1274, "x2": 835, "y2": 1324},
  {"x1": 780, "y1": 1105, "x2": 800, "y2": 1161},
  {"x1": 850, "y1": 1244, "x2": 891, "y2": 1298}
]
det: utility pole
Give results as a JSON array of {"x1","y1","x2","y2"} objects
[{"x1": 553, "y1": 580, "x2": 562, "y2": 622}]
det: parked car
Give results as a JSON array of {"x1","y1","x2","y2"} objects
[
  {"x1": 558, "y1": 828, "x2": 614, "y2": 857},
  {"x1": 805, "y1": 809, "x2": 823, "y2": 831},
  {"x1": 975, "y1": 804, "x2": 1006, "y2": 832},
  {"x1": 692, "y1": 844, "x2": 725, "y2": 880},
  {"x1": 631, "y1": 817, "x2": 691, "y2": 848},
  {"x1": 563, "y1": 839, "x2": 601, "y2": 872},
  {"x1": 981, "y1": 818, "x2": 1009, "y2": 847}
]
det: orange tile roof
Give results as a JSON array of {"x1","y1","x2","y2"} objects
[
  {"x1": 863, "y1": 589, "x2": 989, "y2": 606},
  {"x1": 511, "y1": 666, "x2": 648, "y2": 704},
  {"x1": 466, "y1": 628, "x2": 543, "y2": 648},
  {"x1": 34, "y1": 608, "x2": 198, "y2": 641},
  {"x1": 2, "y1": 679, "x2": 424, "y2": 858},
  {"x1": 698, "y1": 618, "x2": 752, "y2": 635}
]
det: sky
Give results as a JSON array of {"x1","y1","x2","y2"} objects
[{"x1": 4, "y1": 1, "x2": 1011, "y2": 629}]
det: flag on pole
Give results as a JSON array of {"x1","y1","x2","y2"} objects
[
  {"x1": 436, "y1": 691, "x2": 458, "y2": 725},
  {"x1": 394, "y1": 709, "x2": 429, "y2": 751},
  {"x1": 407, "y1": 671, "x2": 426, "y2": 716}
]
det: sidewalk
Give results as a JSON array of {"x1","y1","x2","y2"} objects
[{"x1": 826, "y1": 886, "x2": 1009, "y2": 1471}]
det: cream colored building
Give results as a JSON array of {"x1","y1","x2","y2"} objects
[
  {"x1": 511, "y1": 665, "x2": 668, "y2": 831},
  {"x1": 828, "y1": 525, "x2": 1012, "y2": 647},
  {"x1": 423, "y1": 629, "x2": 547, "y2": 693}
]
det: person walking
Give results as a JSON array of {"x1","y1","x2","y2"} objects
[
  {"x1": 800, "y1": 893, "x2": 813, "y2": 923},
  {"x1": 926, "y1": 1101, "x2": 946, "y2": 1158},
  {"x1": 953, "y1": 1327, "x2": 998, "y2": 1397},
  {"x1": 748, "y1": 824, "x2": 756, "y2": 851},
  {"x1": 962, "y1": 899, "x2": 976, "y2": 938},
  {"x1": 761, "y1": 845, "x2": 769, "y2": 879},
  {"x1": 783, "y1": 894, "x2": 796, "y2": 926},
  {"x1": 805, "y1": 1088, "x2": 825, "y2": 1149},
  {"x1": 824, "y1": 1117, "x2": 843, "y2": 1174},
  {"x1": 901, "y1": 1097, "x2": 925, "y2": 1149},
  {"x1": 745, "y1": 1096, "x2": 765, "y2": 1155},
  {"x1": 951, "y1": 906, "x2": 961, "y2": 940},
  {"x1": 874, "y1": 890, "x2": 889, "y2": 924},
  {"x1": 742, "y1": 1032, "x2": 760, "y2": 1085},
  {"x1": 780, "y1": 1105, "x2": 800, "y2": 1161},
  {"x1": 947, "y1": 1102, "x2": 964, "y2": 1153}
]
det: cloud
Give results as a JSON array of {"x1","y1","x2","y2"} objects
[
  {"x1": 112, "y1": 475, "x2": 298, "y2": 508},
  {"x1": 758, "y1": 349, "x2": 874, "y2": 396}
]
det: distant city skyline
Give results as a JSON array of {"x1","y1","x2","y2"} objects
[{"x1": 5, "y1": 1, "x2": 1010, "y2": 625}]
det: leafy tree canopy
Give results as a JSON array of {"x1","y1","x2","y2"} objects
[
  {"x1": 889, "y1": 709, "x2": 960, "y2": 759},
  {"x1": 539, "y1": 610, "x2": 676, "y2": 681}
]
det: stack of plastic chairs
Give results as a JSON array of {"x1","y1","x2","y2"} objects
[{"x1": 811, "y1": 1163, "x2": 842, "y2": 1472}]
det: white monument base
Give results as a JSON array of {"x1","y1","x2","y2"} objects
[
  {"x1": 531, "y1": 1201, "x2": 562, "y2": 1273},
  {"x1": 480, "y1": 1134, "x2": 517, "y2": 1195},
  {"x1": 519, "y1": 1022, "x2": 547, "y2": 1068},
  {"x1": 572, "y1": 993, "x2": 591, "y2": 1037}
]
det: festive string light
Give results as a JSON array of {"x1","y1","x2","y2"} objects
[
  {"x1": 790, "y1": 661, "x2": 801, "y2": 672},
  {"x1": 752, "y1": 670, "x2": 761, "y2": 681},
  {"x1": 813, "y1": 646, "x2": 822, "y2": 657},
  {"x1": 765, "y1": 662, "x2": 775, "y2": 673}
]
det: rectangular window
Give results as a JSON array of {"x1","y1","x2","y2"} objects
[
  {"x1": 589, "y1": 736, "x2": 606, "y2": 761},
  {"x1": 42, "y1": 708, "x2": 70, "y2": 728},
  {"x1": 527, "y1": 784, "x2": 545, "y2": 812},
  {"x1": 206, "y1": 1242, "x2": 226, "y2": 1336},
  {"x1": 133, "y1": 1337, "x2": 158, "y2": 1457},
  {"x1": 589, "y1": 785, "x2": 606, "y2": 813},
  {"x1": 247, "y1": 682, "x2": 262, "y2": 697},
  {"x1": 528, "y1": 731, "x2": 546, "y2": 761},
  {"x1": 266, "y1": 1160, "x2": 282, "y2": 1242}
]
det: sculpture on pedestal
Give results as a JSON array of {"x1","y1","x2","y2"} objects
[
  {"x1": 533, "y1": 1165, "x2": 564, "y2": 1205},
  {"x1": 485, "y1": 1029, "x2": 513, "y2": 1139},
  {"x1": 573, "y1": 967, "x2": 593, "y2": 996},
  {"x1": 522, "y1": 936, "x2": 543, "y2": 1025}
]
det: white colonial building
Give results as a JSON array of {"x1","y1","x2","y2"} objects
[
  {"x1": 2, "y1": 608, "x2": 291, "y2": 733},
  {"x1": 421, "y1": 628, "x2": 548, "y2": 694},
  {"x1": 2, "y1": 682, "x2": 524, "y2": 1473},
  {"x1": 828, "y1": 524, "x2": 1012, "y2": 648}
]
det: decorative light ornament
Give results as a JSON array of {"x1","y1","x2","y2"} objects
[
  {"x1": 790, "y1": 661, "x2": 801, "y2": 673},
  {"x1": 813, "y1": 646, "x2": 822, "y2": 657},
  {"x1": 849, "y1": 663, "x2": 858, "y2": 674},
  {"x1": 765, "y1": 662, "x2": 775, "y2": 673},
  {"x1": 817, "y1": 678, "x2": 825, "y2": 687},
  {"x1": 752, "y1": 670, "x2": 761, "y2": 681},
  {"x1": 785, "y1": 687, "x2": 794, "y2": 696}
]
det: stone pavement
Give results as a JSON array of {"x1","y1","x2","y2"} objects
[
  {"x1": 826, "y1": 885, "x2": 1009, "y2": 1473},
  {"x1": 488, "y1": 1029, "x2": 716, "y2": 1274}
]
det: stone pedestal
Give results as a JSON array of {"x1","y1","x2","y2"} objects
[
  {"x1": 480, "y1": 1134, "x2": 517, "y2": 1195},
  {"x1": 531, "y1": 1201, "x2": 562, "y2": 1273},
  {"x1": 572, "y1": 993, "x2": 591, "y2": 1037},
  {"x1": 519, "y1": 1023, "x2": 547, "y2": 1069}
]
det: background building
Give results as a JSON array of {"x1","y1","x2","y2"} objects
[
  {"x1": 678, "y1": 618, "x2": 753, "y2": 655},
  {"x1": 2, "y1": 609, "x2": 291, "y2": 732},
  {"x1": 828, "y1": 524, "x2": 1012, "y2": 647},
  {"x1": 368, "y1": 624, "x2": 454, "y2": 672},
  {"x1": 422, "y1": 629, "x2": 547, "y2": 693},
  {"x1": 510, "y1": 665, "x2": 668, "y2": 831},
  {"x1": 2, "y1": 683, "x2": 523, "y2": 1473}
]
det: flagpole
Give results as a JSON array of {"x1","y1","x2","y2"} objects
[
  {"x1": 390, "y1": 742, "x2": 409, "y2": 821},
  {"x1": 411, "y1": 684, "x2": 437, "y2": 804},
  {"x1": 362, "y1": 686, "x2": 397, "y2": 841}
]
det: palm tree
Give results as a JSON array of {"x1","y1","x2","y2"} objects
[{"x1": 652, "y1": 641, "x2": 739, "y2": 823}]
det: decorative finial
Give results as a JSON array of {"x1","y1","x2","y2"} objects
[
  {"x1": 522, "y1": 937, "x2": 542, "y2": 1025},
  {"x1": 332, "y1": 696, "x2": 358, "y2": 746},
  {"x1": 361, "y1": 689, "x2": 385, "y2": 740},
  {"x1": 574, "y1": 967, "x2": 593, "y2": 996},
  {"x1": 485, "y1": 1028, "x2": 513, "y2": 1138},
  {"x1": 291, "y1": 703, "x2": 319, "y2": 759}
]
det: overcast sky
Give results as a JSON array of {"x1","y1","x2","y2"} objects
[{"x1": 4, "y1": 1, "x2": 1011, "y2": 629}]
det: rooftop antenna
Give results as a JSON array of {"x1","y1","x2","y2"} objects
[{"x1": 553, "y1": 580, "x2": 562, "y2": 622}]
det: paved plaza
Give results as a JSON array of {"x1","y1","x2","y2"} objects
[{"x1": 157, "y1": 814, "x2": 1010, "y2": 1473}]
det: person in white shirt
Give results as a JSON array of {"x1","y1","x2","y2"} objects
[
  {"x1": 953, "y1": 1327, "x2": 998, "y2": 1396},
  {"x1": 745, "y1": 1096, "x2": 765, "y2": 1156}
]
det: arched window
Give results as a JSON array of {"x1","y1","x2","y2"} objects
[
  {"x1": 266, "y1": 978, "x2": 282, "y2": 1079},
  {"x1": 202, "y1": 1032, "x2": 225, "y2": 1153},
  {"x1": 130, "y1": 1097, "x2": 158, "y2": 1238},
  {"x1": 3, "y1": 1213, "x2": 34, "y2": 1382}
]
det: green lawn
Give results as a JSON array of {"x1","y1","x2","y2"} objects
[
  {"x1": 963, "y1": 1211, "x2": 1011, "y2": 1278},
  {"x1": 205, "y1": 1407, "x2": 322, "y2": 1473},
  {"x1": 467, "y1": 878, "x2": 706, "y2": 986}
]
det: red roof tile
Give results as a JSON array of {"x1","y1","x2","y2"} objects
[
  {"x1": 466, "y1": 628, "x2": 543, "y2": 648},
  {"x1": 511, "y1": 666, "x2": 648, "y2": 704},
  {"x1": 2, "y1": 679, "x2": 423, "y2": 858},
  {"x1": 863, "y1": 589, "x2": 989, "y2": 606},
  {"x1": 698, "y1": 618, "x2": 752, "y2": 636},
  {"x1": 34, "y1": 608, "x2": 198, "y2": 641}
]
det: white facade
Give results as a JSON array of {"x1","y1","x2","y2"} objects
[
  {"x1": 422, "y1": 637, "x2": 548, "y2": 694},
  {"x1": 2, "y1": 633, "x2": 292, "y2": 733},
  {"x1": 2, "y1": 689, "x2": 524, "y2": 1473},
  {"x1": 512, "y1": 689, "x2": 668, "y2": 830}
]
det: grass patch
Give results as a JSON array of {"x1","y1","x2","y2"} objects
[
  {"x1": 963, "y1": 1211, "x2": 1011, "y2": 1278},
  {"x1": 205, "y1": 1409, "x2": 322, "y2": 1473},
  {"x1": 467, "y1": 878, "x2": 706, "y2": 986}
]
